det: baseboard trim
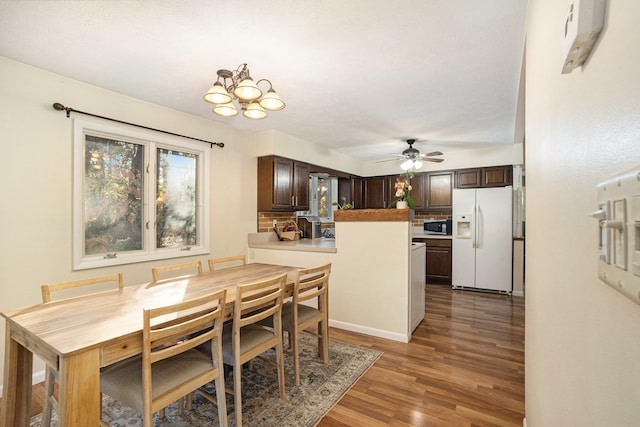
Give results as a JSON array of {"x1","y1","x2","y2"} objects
[
  {"x1": 513, "y1": 290, "x2": 525, "y2": 297},
  {"x1": 329, "y1": 319, "x2": 409, "y2": 343},
  {"x1": 523, "y1": 417, "x2": 527, "y2": 427}
]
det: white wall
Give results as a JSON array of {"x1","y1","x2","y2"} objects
[
  {"x1": 525, "y1": 1, "x2": 640, "y2": 426},
  {"x1": 0, "y1": 57, "x2": 262, "y2": 385}
]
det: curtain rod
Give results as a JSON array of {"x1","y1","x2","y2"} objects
[{"x1": 52, "y1": 103, "x2": 224, "y2": 149}]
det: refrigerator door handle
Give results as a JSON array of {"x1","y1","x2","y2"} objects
[
  {"x1": 472, "y1": 203, "x2": 478, "y2": 248},
  {"x1": 475, "y1": 203, "x2": 481, "y2": 249}
]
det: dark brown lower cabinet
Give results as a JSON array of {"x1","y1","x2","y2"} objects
[{"x1": 425, "y1": 238, "x2": 452, "y2": 284}]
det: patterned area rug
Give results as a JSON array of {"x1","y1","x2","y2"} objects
[{"x1": 31, "y1": 332, "x2": 381, "y2": 426}]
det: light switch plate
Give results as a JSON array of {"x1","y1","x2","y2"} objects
[{"x1": 595, "y1": 166, "x2": 640, "y2": 305}]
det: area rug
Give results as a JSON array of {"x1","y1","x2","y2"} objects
[{"x1": 31, "y1": 332, "x2": 381, "y2": 427}]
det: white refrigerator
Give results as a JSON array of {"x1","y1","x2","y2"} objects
[{"x1": 452, "y1": 186, "x2": 513, "y2": 293}]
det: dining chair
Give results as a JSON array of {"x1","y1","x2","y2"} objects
[
  {"x1": 284, "y1": 263, "x2": 332, "y2": 386},
  {"x1": 151, "y1": 260, "x2": 203, "y2": 281},
  {"x1": 207, "y1": 254, "x2": 246, "y2": 271},
  {"x1": 40, "y1": 273, "x2": 124, "y2": 427},
  {"x1": 199, "y1": 273, "x2": 287, "y2": 427},
  {"x1": 100, "y1": 289, "x2": 228, "y2": 427}
]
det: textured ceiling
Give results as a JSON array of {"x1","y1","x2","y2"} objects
[{"x1": 0, "y1": 0, "x2": 528, "y2": 161}]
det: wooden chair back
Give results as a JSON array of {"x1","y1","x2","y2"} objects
[
  {"x1": 294, "y1": 263, "x2": 331, "y2": 309},
  {"x1": 151, "y1": 261, "x2": 202, "y2": 282},
  {"x1": 41, "y1": 273, "x2": 124, "y2": 303},
  {"x1": 207, "y1": 254, "x2": 246, "y2": 271},
  {"x1": 142, "y1": 289, "x2": 227, "y2": 415}
]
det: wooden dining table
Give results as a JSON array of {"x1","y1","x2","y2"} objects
[{"x1": 1, "y1": 263, "x2": 299, "y2": 427}]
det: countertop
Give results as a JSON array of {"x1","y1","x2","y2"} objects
[
  {"x1": 248, "y1": 232, "x2": 337, "y2": 253},
  {"x1": 412, "y1": 227, "x2": 452, "y2": 240}
]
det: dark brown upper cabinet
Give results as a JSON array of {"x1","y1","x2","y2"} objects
[
  {"x1": 425, "y1": 171, "x2": 453, "y2": 211},
  {"x1": 257, "y1": 156, "x2": 309, "y2": 211},
  {"x1": 455, "y1": 165, "x2": 513, "y2": 188}
]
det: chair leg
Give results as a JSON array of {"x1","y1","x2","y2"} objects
[
  {"x1": 276, "y1": 335, "x2": 287, "y2": 398},
  {"x1": 215, "y1": 365, "x2": 228, "y2": 427},
  {"x1": 41, "y1": 366, "x2": 56, "y2": 427},
  {"x1": 234, "y1": 362, "x2": 243, "y2": 427},
  {"x1": 292, "y1": 328, "x2": 301, "y2": 387},
  {"x1": 320, "y1": 319, "x2": 329, "y2": 364}
]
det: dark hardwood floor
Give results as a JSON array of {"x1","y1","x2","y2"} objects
[
  {"x1": 317, "y1": 284, "x2": 525, "y2": 427},
  {"x1": 14, "y1": 284, "x2": 524, "y2": 426}
]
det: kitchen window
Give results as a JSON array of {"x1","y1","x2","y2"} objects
[
  {"x1": 303, "y1": 174, "x2": 337, "y2": 221},
  {"x1": 73, "y1": 119, "x2": 209, "y2": 270}
]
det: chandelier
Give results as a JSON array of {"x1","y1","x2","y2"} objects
[{"x1": 203, "y1": 63, "x2": 285, "y2": 120}]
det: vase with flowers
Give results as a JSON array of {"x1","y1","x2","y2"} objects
[{"x1": 389, "y1": 172, "x2": 415, "y2": 209}]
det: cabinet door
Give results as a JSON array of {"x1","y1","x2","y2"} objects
[
  {"x1": 293, "y1": 161, "x2": 309, "y2": 210},
  {"x1": 426, "y1": 239, "x2": 452, "y2": 284},
  {"x1": 352, "y1": 177, "x2": 363, "y2": 209},
  {"x1": 455, "y1": 168, "x2": 481, "y2": 188},
  {"x1": 364, "y1": 177, "x2": 387, "y2": 208},
  {"x1": 425, "y1": 171, "x2": 453, "y2": 211},
  {"x1": 482, "y1": 165, "x2": 512, "y2": 187},
  {"x1": 409, "y1": 173, "x2": 425, "y2": 210},
  {"x1": 272, "y1": 157, "x2": 294, "y2": 209}
]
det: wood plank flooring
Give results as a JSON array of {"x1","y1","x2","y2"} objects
[
  {"x1": 10, "y1": 284, "x2": 524, "y2": 426},
  {"x1": 317, "y1": 284, "x2": 525, "y2": 427}
]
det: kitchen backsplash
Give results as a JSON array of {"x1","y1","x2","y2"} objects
[{"x1": 412, "y1": 211, "x2": 452, "y2": 227}]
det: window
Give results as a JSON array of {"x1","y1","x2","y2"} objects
[
  {"x1": 73, "y1": 119, "x2": 209, "y2": 270},
  {"x1": 303, "y1": 174, "x2": 337, "y2": 221}
]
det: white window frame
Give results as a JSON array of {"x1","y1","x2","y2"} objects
[{"x1": 73, "y1": 118, "x2": 210, "y2": 270}]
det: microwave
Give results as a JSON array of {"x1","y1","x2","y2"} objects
[{"x1": 424, "y1": 219, "x2": 452, "y2": 235}]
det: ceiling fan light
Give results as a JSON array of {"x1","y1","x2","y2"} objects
[
  {"x1": 233, "y1": 77, "x2": 262, "y2": 101},
  {"x1": 259, "y1": 89, "x2": 285, "y2": 111},
  {"x1": 203, "y1": 82, "x2": 232, "y2": 104},
  {"x1": 212, "y1": 102, "x2": 238, "y2": 117},
  {"x1": 243, "y1": 102, "x2": 267, "y2": 120},
  {"x1": 413, "y1": 160, "x2": 423, "y2": 169},
  {"x1": 401, "y1": 160, "x2": 413, "y2": 170}
]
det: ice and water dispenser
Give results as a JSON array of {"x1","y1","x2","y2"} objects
[{"x1": 455, "y1": 214, "x2": 473, "y2": 239}]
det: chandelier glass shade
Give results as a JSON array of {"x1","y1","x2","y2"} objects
[{"x1": 203, "y1": 64, "x2": 285, "y2": 120}]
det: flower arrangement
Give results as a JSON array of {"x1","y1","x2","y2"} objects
[{"x1": 390, "y1": 172, "x2": 415, "y2": 209}]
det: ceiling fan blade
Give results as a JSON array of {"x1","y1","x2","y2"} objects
[
  {"x1": 423, "y1": 158, "x2": 444, "y2": 163},
  {"x1": 425, "y1": 151, "x2": 443, "y2": 156},
  {"x1": 374, "y1": 158, "x2": 402, "y2": 163}
]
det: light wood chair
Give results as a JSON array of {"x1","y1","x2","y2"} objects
[
  {"x1": 40, "y1": 273, "x2": 124, "y2": 427},
  {"x1": 284, "y1": 263, "x2": 331, "y2": 386},
  {"x1": 207, "y1": 254, "x2": 246, "y2": 271},
  {"x1": 151, "y1": 260, "x2": 203, "y2": 282},
  {"x1": 100, "y1": 289, "x2": 229, "y2": 427},
  {"x1": 213, "y1": 273, "x2": 287, "y2": 427}
]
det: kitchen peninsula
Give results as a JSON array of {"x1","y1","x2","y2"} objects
[{"x1": 248, "y1": 209, "x2": 424, "y2": 342}]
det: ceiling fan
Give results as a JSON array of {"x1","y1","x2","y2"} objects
[{"x1": 376, "y1": 139, "x2": 444, "y2": 170}]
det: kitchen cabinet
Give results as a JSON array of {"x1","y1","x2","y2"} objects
[
  {"x1": 455, "y1": 168, "x2": 482, "y2": 188},
  {"x1": 425, "y1": 171, "x2": 453, "y2": 211},
  {"x1": 364, "y1": 176, "x2": 388, "y2": 208},
  {"x1": 482, "y1": 165, "x2": 512, "y2": 187},
  {"x1": 352, "y1": 177, "x2": 363, "y2": 209},
  {"x1": 409, "y1": 173, "x2": 425, "y2": 210},
  {"x1": 455, "y1": 165, "x2": 512, "y2": 188},
  {"x1": 412, "y1": 237, "x2": 452, "y2": 284},
  {"x1": 338, "y1": 176, "x2": 364, "y2": 209},
  {"x1": 426, "y1": 238, "x2": 452, "y2": 284},
  {"x1": 257, "y1": 156, "x2": 309, "y2": 211}
]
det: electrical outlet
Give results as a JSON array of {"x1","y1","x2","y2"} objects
[{"x1": 272, "y1": 219, "x2": 278, "y2": 228}]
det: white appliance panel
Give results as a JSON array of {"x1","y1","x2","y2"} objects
[
  {"x1": 452, "y1": 189, "x2": 477, "y2": 288},
  {"x1": 474, "y1": 187, "x2": 513, "y2": 292},
  {"x1": 452, "y1": 187, "x2": 513, "y2": 292}
]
